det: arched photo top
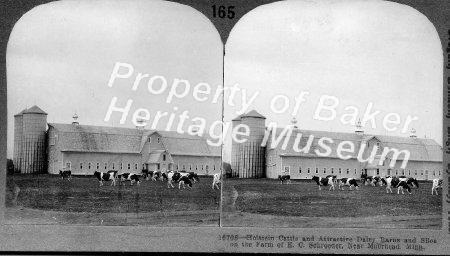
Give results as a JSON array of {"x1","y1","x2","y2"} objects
[
  {"x1": 6, "y1": 0, "x2": 223, "y2": 157},
  {"x1": 224, "y1": 0, "x2": 442, "y2": 144}
]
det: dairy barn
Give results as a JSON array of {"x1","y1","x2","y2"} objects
[
  {"x1": 230, "y1": 110, "x2": 443, "y2": 181},
  {"x1": 13, "y1": 106, "x2": 222, "y2": 176}
]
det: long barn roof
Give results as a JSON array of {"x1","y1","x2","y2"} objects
[
  {"x1": 270, "y1": 128, "x2": 442, "y2": 162},
  {"x1": 48, "y1": 123, "x2": 221, "y2": 157}
]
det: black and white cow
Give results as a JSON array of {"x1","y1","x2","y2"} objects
[
  {"x1": 180, "y1": 171, "x2": 200, "y2": 183},
  {"x1": 93, "y1": 170, "x2": 118, "y2": 186},
  {"x1": 278, "y1": 175, "x2": 291, "y2": 184},
  {"x1": 326, "y1": 175, "x2": 338, "y2": 184},
  {"x1": 59, "y1": 170, "x2": 72, "y2": 180},
  {"x1": 431, "y1": 179, "x2": 442, "y2": 195},
  {"x1": 178, "y1": 176, "x2": 193, "y2": 189},
  {"x1": 312, "y1": 176, "x2": 335, "y2": 190},
  {"x1": 338, "y1": 178, "x2": 359, "y2": 190},
  {"x1": 119, "y1": 173, "x2": 140, "y2": 186},
  {"x1": 361, "y1": 174, "x2": 380, "y2": 186},
  {"x1": 212, "y1": 173, "x2": 221, "y2": 189},
  {"x1": 399, "y1": 176, "x2": 419, "y2": 188},
  {"x1": 165, "y1": 171, "x2": 181, "y2": 188},
  {"x1": 397, "y1": 180, "x2": 412, "y2": 194}
]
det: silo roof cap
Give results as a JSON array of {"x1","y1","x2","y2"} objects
[
  {"x1": 14, "y1": 109, "x2": 27, "y2": 117},
  {"x1": 23, "y1": 105, "x2": 48, "y2": 115},
  {"x1": 241, "y1": 110, "x2": 266, "y2": 119},
  {"x1": 232, "y1": 114, "x2": 243, "y2": 121}
]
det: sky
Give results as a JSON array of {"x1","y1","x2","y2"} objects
[
  {"x1": 224, "y1": 0, "x2": 443, "y2": 161},
  {"x1": 6, "y1": 0, "x2": 444, "y2": 162},
  {"x1": 7, "y1": 0, "x2": 223, "y2": 158}
]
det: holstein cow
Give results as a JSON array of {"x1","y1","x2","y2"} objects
[
  {"x1": 431, "y1": 179, "x2": 442, "y2": 195},
  {"x1": 397, "y1": 180, "x2": 412, "y2": 194},
  {"x1": 119, "y1": 173, "x2": 140, "y2": 186},
  {"x1": 312, "y1": 176, "x2": 335, "y2": 191},
  {"x1": 338, "y1": 178, "x2": 359, "y2": 190},
  {"x1": 278, "y1": 174, "x2": 291, "y2": 184},
  {"x1": 178, "y1": 176, "x2": 193, "y2": 189},
  {"x1": 212, "y1": 173, "x2": 221, "y2": 190},
  {"x1": 180, "y1": 171, "x2": 200, "y2": 183},
  {"x1": 165, "y1": 171, "x2": 181, "y2": 188},
  {"x1": 59, "y1": 170, "x2": 72, "y2": 180},
  {"x1": 94, "y1": 170, "x2": 118, "y2": 186},
  {"x1": 361, "y1": 174, "x2": 380, "y2": 186},
  {"x1": 399, "y1": 176, "x2": 419, "y2": 189}
]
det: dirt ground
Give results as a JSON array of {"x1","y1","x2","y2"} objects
[
  {"x1": 221, "y1": 178, "x2": 442, "y2": 229},
  {"x1": 5, "y1": 174, "x2": 220, "y2": 226}
]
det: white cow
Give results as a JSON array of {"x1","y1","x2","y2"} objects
[
  {"x1": 431, "y1": 179, "x2": 442, "y2": 195},
  {"x1": 212, "y1": 173, "x2": 221, "y2": 189}
]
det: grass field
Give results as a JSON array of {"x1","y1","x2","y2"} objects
[
  {"x1": 5, "y1": 174, "x2": 220, "y2": 226},
  {"x1": 221, "y1": 178, "x2": 442, "y2": 229}
]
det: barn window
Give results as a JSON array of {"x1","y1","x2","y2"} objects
[
  {"x1": 307, "y1": 168, "x2": 310, "y2": 173},
  {"x1": 206, "y1": 165, "x2": 209, "y2": 171},
  {"x1": 88, "y1": 163, "x2": 91, "y2": 169},
  {"x1": 354, "y1": 168, "x2": 357, "y2": 174},
  {"x1": 120, "y1": 163, "x2": 123, "y2": 170},
  {"x1": 376, "y1": 169, "x2": 379, "y2": 175},
  {"x1": 214, "y1": 165, "x2": 216, "y2": 170},
  {"x1": 315, "y1": 167, "x2": 318, "y2": 174},
  {"x1": 142, "y1": 164, "x2": 145, "y2": 170},
  {"x1": 323, "y1": 168, "x2": 326, "y2": 174},
  {"x1": 148, "y1": 137, "x2": 151, "y2": 143},
  {"x1": 80, "y1": 163, "x2": 83, "y2": 169},
  {"x1": 112, "y1": 163, "x2": 115, "y2": 169},
  {"x1": 420, "y1": 170, "x2": 424, "y2": 176},
  {"x1": 163, "y1": 155, "x2": 166, "y2": 161},
  {"x1": 439, "y1": 170, "x2": 441, "y2": 176},
  {"x1": 176, "y1": 164, "x2": 179, "y2": 170},
  {"x1": 347, "y1": 169, "x2": 349, "y2": 174},
  {"x1": 269, "y1": 156, "x2": 272, "y2": 163},
  {"x1": 127, "y1": 163, "x2": 131, "y2": 170},
  {"x1": 339, "y1": 168, "x2": 342, "y2": 174},
  {"x1": 299, "y1": 167, "x2": 301, "y2": 173},
  {"x1": 361, "y1": 168, "x2": 364, "y2": 174},
  {"x1": 284, "y1": 166, "x2": 290, "y2": 174},
  {"x1": 433, "y1": 170, "x2": 436, "y2": 176},
  {"x1": 401, "y1": 170, "x2": 404, "y2": 175},
  {"x1": 157, "y1": 137, "x2": 160, "y2": 144},
  {"x1": 66, "y1": 162, "x2": 71, "y2": 170},
  {"x1": 414, "y1": 170, "x2": 417, "y2": 176},
  {"x1": 408, "y1": 169, "x2": 411, "y2": 176},
  {"x1": 190, "y1": 164, "x2": 192, "y2": 170},
  {"x1": 104, "y1": 163, "x2": 107, "y2": 169},
  {"x1": 182, "y1": 164, "x2": 186, "y2": 170},
  {"x1": 96, "y1": 163, "x2": 100, "y2": 169},
  {"x1": 331, "y1": 168, "x2": 334, "y2": 174},
  {"x1": 135, "y1": 164, "x2": 138, "y2": 169},
  {"x1": 157, "y1": 163, "x2": 160, "y2": 170},
  {"x1": 425, "y1": 170, "x2": 428, "y2": 177},
  {"x1": 201, "y1": 165, "x2": 204, "y2": 170},
  {"x1": 196, "y1": 165, "x2": 198, "y2": 170}
]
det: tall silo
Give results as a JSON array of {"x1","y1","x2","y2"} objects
[
  {"x1": 13, "y1": 109, "x2": 26, "y2": 173},
  {"x1": 238, "y1": 110, "x2": 266, "y2": 178},
  {"x1": 231, "y1": 114, "x2": 242, "y2": 177},
  {"x1": 21, "y1": 106, "x2": 47, "y2": 173}
]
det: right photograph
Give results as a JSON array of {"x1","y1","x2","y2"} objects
[{"x1": 221, "y1": 0, "x2": 443, "y2": 229}]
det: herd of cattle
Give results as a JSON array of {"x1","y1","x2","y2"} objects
[
  {"x1": 59, "y1": 169, "x2": 222, "y2": 190},
  {"x1": 278, "y1": 174, "x2": 443, "y2": 195}
]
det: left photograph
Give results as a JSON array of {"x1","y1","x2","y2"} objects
[{"x1": 6, "y1": 0, "x2": 224, "y2": 226}]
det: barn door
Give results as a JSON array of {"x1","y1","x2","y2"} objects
[{"x1": 65, "y1": 162, "x2": 71, "y2": 170}]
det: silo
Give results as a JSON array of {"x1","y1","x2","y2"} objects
[
  {"x1": 231, "y1": 114, "x2": 242, "y2": 177},
  {"x1": 13, "y1": 109, "x2": 26, "y2": 173},
  {"x1": 238, "y1": 110, "x2": 266, "y2": 178},
  {"x1": 21, "y1": 106, "x2": 47, "y2": 173}
]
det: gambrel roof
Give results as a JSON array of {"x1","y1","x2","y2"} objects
[
  {"x1": 270, "y1": 128, "x2": 442, "y2": 162},
  {"x1": 48, "y1": 123, "x2": 221, "y2": 157}
]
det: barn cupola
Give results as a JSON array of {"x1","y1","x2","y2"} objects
[
  {"x1": 410, "y1": 128, "x2": 417, "y2": 139},
  {"x1": 135, "y1": 113, "x2": 145, "y2": 130},
  {"x1": 72, "y1": 113, "x2": 79, "y2": 125},
  {"x1": 290, "y1": 117, "x2": 298, "y2": 129},
  {"x1": 355, "y1": 118, "x2": 364, "y2": 136}
]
